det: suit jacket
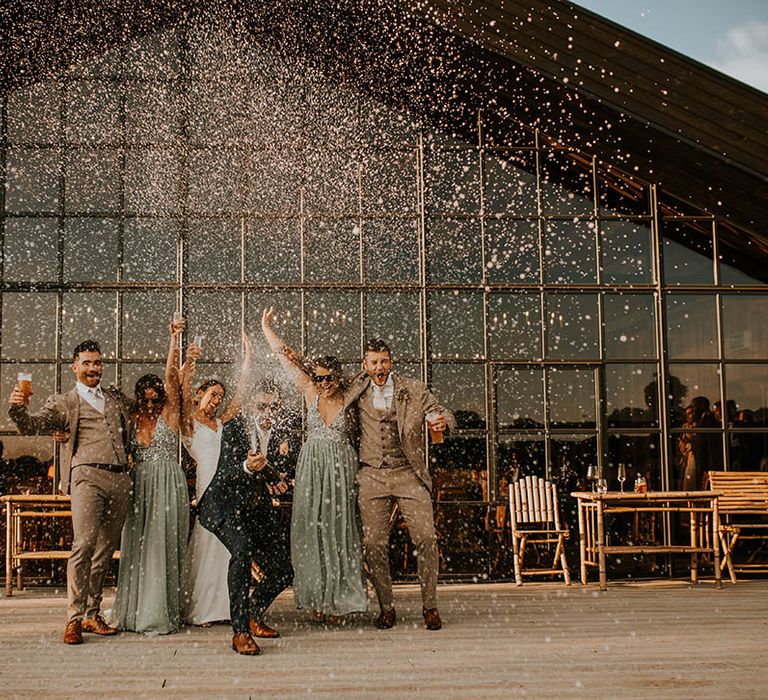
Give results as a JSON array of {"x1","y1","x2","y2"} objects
[
  {"x1": 8, "y1": 386, "x2": 133, "y2": 494},
  {"x1": 197, "y1": 414, "x2": 299, "y2": 550},
  {"x1": 345, "y1": 372, "x2": 456, "y2": 493}
]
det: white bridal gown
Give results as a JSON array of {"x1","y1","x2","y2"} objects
[{"x1": 181, "y1": 419, "x2": 231, "y2": 624}]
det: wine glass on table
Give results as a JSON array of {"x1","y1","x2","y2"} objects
[
  {"x1": 586, "y1": 465, "x2": 598, "y2": 492},
  {"x1": 617, "y1": 463, "x2": 627, "y2": 493}
]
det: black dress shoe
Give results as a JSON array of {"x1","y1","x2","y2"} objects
[
  {"x1": 375, "y1": 608, "x2": 396, "y2": 629},
  {"x1": 423, "y1": 607, "x2": 442, "y2": 630}
]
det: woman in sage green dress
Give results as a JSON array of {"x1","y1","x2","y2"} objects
[
  {"x1": 111, "y1": 319, "x2": 190, "y2": 634},
  {"x1": 262, "y1": 308, "x2": 368, "y2": 622}
]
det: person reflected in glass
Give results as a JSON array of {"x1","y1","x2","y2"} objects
[
  {"x1": 179, "y1": 334, "x2": 254, "y2": 627},
  {"x1": 261, "y1": 307, "x2": 369, "y2": 626},
  {"x1": 683, "y1": 396, "x2": 722, "y2": 490},
  {"x1": 678, "y1": 404, "x2": 696, "y2": 490},
  {"x1": 111, "y1": 317, "x2": 189, "y2": 634}
]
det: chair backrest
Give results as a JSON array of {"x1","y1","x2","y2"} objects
[
  {"x1": 509, "y1": 475, "x2": 562, "y2": 528},
  {"x1": 707, "y1": 471, "x2": 768, "y2": 515}
]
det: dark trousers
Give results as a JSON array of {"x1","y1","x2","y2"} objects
[{"x1": 222, "y1": 507, "x2": 293, "y2": 634}]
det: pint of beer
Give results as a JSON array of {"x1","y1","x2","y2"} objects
[
  {"x1": 17, "y1": 372, "x2": 32, "y2": 402},
  {"x1": 426, "y1": 412, "x2": 444, "y2": 444}
]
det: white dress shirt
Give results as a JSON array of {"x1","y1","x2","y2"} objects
[
  {"x1": 372, "y1": 374, "x2": 394, "y2": 412},
  {"x1": 76, "y1": 381, "x2": 105, "y2": 413}
]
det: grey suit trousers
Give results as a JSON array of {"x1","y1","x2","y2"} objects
[
  {"x1": 357, "y1": 465, "x2": 438, "y2": 611},
  {"x1": 68, "y1": 466, "x2": 132, "y2": 620}
]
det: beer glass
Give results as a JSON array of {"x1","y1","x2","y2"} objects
[
  {"x1": 17, "y1": 372, "x2": 32, "y2": 402},
  {"x1": 426, "y1": 412, "x2": 444, "y2": 444}
]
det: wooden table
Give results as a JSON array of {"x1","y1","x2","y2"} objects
[
  {"x1": 571, "y1": 490, "x2": 722, "y2": 591},
  {"x1": 2, "y1": 494, "x2": 72, "y2": 596}
]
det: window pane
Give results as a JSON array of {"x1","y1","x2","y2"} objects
[
  {"x1": 543, "y1": 220, "x2": 597, "y2": 284},
  {"x1": 539, "y1": 150, "x2": 593, "y2": 215},
  {"x1": 65, "y1": 150, "x2": 121, "y2": 213},
  {"x1": 187, "y1": 148, "x2": 246, "y2": 213},
  {"x1": 667, "y1": 363, "x2": 720, "y2": 427},
  {"x1": 426, "y1": 218, "x2": 483, "y2": 283},
  {"x1": 481, "y1": 111, "x2": 534, "y2": 148},
  {"x1": 605, "y1": 364, "x2": 658, "y2": 427},
  {"x1": 717, "y1": 221, "x2": 768, "y2": 286},
  {"x1": 63, "y1": 218, "x2": 119, "y2": 283},
  {"x1": 485, "y1": 219, "x2": 539, "y2": 284},
  {"x1": 496, "y1": 367, "x2": 543, "y2": 428},
  {"x1": 185, "y1": 292, "x2": 242, "y2": 363},
  {"x1": 7, "y1": 82, "x2": 61, "y2": 144},
  {"x1": 497, "y1": 435, "x2": 545, "y2": 483},
  {"x1": 0, "y1": 436, "x2": 55, "y2": 492},
  {"x1": 547, "y1": 368, "x2": 596, "y2": 428},
  {"x1": 246, "y1": 219, "x2": 301, "y2": 283},
  {"x1": 305, "y1": 292, "x2": 360, "y2": 359},
  {"x1": 545, "y1": 293, "x2": 599, "y2": 359},
  {"x1": 365, "y1": 292, "x2": 421, "y2": 359},
  {"x1": 5, "y1": 147, "x2": 61, "y2": 212},
  {"x1": 429, "y1": 291, "x2": 484, "y2": 359},
  {"x1": 2, "y1": 218, "x2": 59, "y2": 283},
  {"x1": 125, "y1": 150, "x2": 180, "y2": 215},
  {"x1": 662, "y1": 219, "x2": 714, "y2": 285},
  {"x1": 304, "y1": 149, "x2": 359, "y2": 215},
  {"x1": 601, "y1": 219, "x2": 654, "y2": 284},
  {"x1": 61, "y1": 292, "x2": 118, "y2": 360},
  {"x1": 187, "y1": 79, "x2": 250, "y2": 146},
  {"x1": 245, "y1": 291, "x2": 302, "y2": 357},
  {"x1": 729, "y1": 432, "x2": 768, "y2": 470},
  {"x1": 305, "y1": 219, "x2": 360, "y2": 283},
  {"x1": 726, "y1": 364, "x2": 768, "y2": 426},
  {"x1": 604, "y1": 293, "x2": 657, "y2": 359},
  {"x1": 430, "y1": 363, "x2": 486, "y2": 429},
  {"x1": 548, "y1": 434, "x2": 598, "y2": 493},
  {"x1": 665, "y1": 295, "x2": 718, "y2": 359},
  {"x1": 1, "y1": 293, "x2": 57, "y2": 359},
  {"x1": 123, "y1": 219, "x2": 178, "y2": 282},
  {"x1": 121, "y1": 363, "x2": 165, "y2": 399},
  {"x1": 244, "y1": 151, "x2": 302, "y2": 214},
  {"x1": 185, "y1": 219, "x2": 241, "y2": 283},
  {"x1": 66, "y1": 81, "x2": 121, "y2": 144},
  {"x1": 487, "y1": 293, "x2": 541, "y2": 360},
  {"x1": 606, "y1": 434, "x2": 661, "y2": 490},
  {"x1": 1, "y1": 365, "x2": 55, "y2": 429},
  {"x1": 125, "y1": 81, "x2": 182, "y2": 145},
  {"x1": 597, "y1": 166, "x2": 650, "y2": 217},
  {"x1": 124, "y1": 30, "x2": 181, "y2": 80},
  {"x1": 722, "y1": 296, "x2": 768, "y2": 359},
  {"x1": 364, "y1": 219, "x2": 419, "y2": 284},
  {"x1": 361, "y1": 149, "x2": 418, "y2": 213},
  {"x1": 122, "y1": 292, "x2": 177, "y2": 360},
  {"x1": 483, "y1": 151, "x2": 537, "y2": 215},
  {"x1": 425, "y1": 148, "x2": 480, "y2": 214},
  {"x1": 432, "y1": 438, "x2": 487, "y2": 475}
]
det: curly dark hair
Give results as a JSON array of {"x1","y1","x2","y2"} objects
[
  {"x1": 134, "y1": 374, "x2": 167, "y2": 409},
  {"x1": 365, "y1": 338, "x2": 391, "y2": 357},
  {"x1": 72, "y1": 340, "x2": 101, "y2": 362}
]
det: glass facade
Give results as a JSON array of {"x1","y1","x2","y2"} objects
[{"x1": 2, "y1": 26, "x2": 767, "y2": 580}]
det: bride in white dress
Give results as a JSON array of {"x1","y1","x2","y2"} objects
[{"x1": 180, "y1": 337, "x2": 253, "y2": 625}]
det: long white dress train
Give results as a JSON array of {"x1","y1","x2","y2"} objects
[{"x1": 181, "y1": 419, "x2": 231, "y2": 624}]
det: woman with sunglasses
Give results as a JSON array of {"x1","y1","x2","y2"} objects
[
  {"x1": 111, "y1": 317, "x2": 189, "y2": 635},
  {"x1": 262, "y1": 307, "x2": 368, "y2": 624}
]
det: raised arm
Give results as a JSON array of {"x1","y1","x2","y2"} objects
[
  {"x1": 220, "y1": 333, "x2": 254, "y2": 424},
  {"x1": 180, "y1": 341, "x2": 202, "y2": 438},
  {"x1": 162, "y1": 318, "x2": 184, "y2": 433},
  {"x1": 261, "y1": 306, "x2": 313, "y2": 397}
]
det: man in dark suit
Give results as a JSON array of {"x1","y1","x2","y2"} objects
[{"x1": 197, "y1": 384, "x2": 299, "y2": 655}]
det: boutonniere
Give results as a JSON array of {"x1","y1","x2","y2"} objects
[
  {"x1": 279, "y1": 441, "x2": 289, "y2": 456},
  {"x1": 396, "y1": 387, "x2": 409, "y2": 402}
]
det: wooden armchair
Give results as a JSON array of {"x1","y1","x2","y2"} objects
[{"x1": 508, "y1": 476, "x2": 571, "y2": 586}]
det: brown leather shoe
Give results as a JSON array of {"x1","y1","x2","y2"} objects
[
  {"x1": 375, "y1": 608, "x2": 396, "y2": 629},
  {"x1": 231, "y1": 632, "x2": 262, "y2": 655},
  {"x1": 423, "y1": 607, "x2": 442, "y2": 631},
  {"x1": 63, "y1": 618, "x2": 83, "y2": 645},
  {"x1": 249, "y1": 619, "x2": 279, "y2": 638},
  {"x1": 81, "y1": 614, "x2": 119, "y2": 636}
]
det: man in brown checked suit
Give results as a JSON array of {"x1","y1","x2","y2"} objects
[
  {"x1": 8, "y1": 340, "x2": 133, "y2": 644},
  {"x1": 346, "y1": 338, "x2": 456, "y2": 631}
]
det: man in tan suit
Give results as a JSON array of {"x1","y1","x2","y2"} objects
[
  {"x1": 347, "y1": 338, "x2": 456, "y2": 631},
  {"x1": 9, "y1": 340, "x2": 133, "y2": 644}
]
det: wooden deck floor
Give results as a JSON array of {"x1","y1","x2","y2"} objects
[{"x1": 1, "y1": 579, "x2": 766, "y2": 698}]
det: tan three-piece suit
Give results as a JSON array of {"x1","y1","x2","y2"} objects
[{"x1": 9, "y1": 386, "x2": 133, "y2": 621}]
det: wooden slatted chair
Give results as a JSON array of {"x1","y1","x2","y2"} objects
[
  {"x1": 508, "y1": 476, "x2": 571, "y2": 586},
  {"x1": 707, "y1": 471, "x2": 768, "y2": 583}
]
